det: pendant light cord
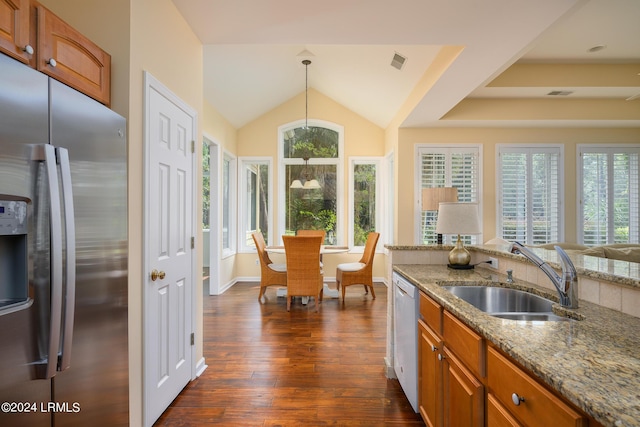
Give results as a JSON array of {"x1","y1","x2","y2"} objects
[{"x1": 303, "y1": 59, "x2": 311, "y2": 131}]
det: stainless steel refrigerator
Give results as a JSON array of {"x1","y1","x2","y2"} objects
[{"x1": 0, "y1": 53, "x2": 128, "y2": 426}]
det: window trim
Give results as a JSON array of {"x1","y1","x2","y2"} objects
[
  {"x1": 577, "y1": 144, "x2": 640, "y2": 245},
  {"x1": 238, "y1": 157, "x2": 273, "y2": 253},
  {"x1": 277, "y1": 119, "x2": 344, "y2": 245},
  {"x1": 496, "y1": 144, "x2": 564, "y2": 245},
  {"x1": 384, "y1": 151, "x2": 395, "y2": 250},
  {"x1": 222, "y1": 151, "x2": 237, "y2": 258},
  {"x1": 414, "y1": 144, "x2": 483, "y2": 245},
  {"x1": 348, "y1": 157, "x2": 383, "y2": 252}
]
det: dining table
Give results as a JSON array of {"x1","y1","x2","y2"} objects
[{"x1": 265, "y1": 245, "x2": 349, "y2": 300}]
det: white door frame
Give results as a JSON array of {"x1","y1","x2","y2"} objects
[
  {"x1": 204, "y1": 135, "x2": 221, "y2": 295},
  {"x1": 142, "y1": 71, "x2": 199, "y2": 426}
]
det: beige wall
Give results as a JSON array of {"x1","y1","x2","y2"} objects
[{"x1": 395, "y1": 127, "x2": 640, "y2": 245}]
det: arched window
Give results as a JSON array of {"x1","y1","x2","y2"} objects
[{"x1": 278, "y1": 120, "x2": 344, "y2": 245}]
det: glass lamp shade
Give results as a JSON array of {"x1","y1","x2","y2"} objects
[
  {"x1": 303, "y1": 179, "x2": 321, "y2": 189},
  {"x1": 290, "y1": 180, "x2": 303, "y2": 189}
]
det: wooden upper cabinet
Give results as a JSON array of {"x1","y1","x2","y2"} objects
[
  {"x1": 36, "y1": 4, "x2": 110, "y2": 106},
  {"x1": 0, "y1": 0, "x2": 34, "y2": 65}
]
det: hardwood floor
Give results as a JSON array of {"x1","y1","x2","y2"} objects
[{"x1": 154, "y1": 280, "x2": 425, "y2": 426}]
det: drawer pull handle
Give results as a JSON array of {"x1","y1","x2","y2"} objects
[
  {"x1": 47, "y1": 58, "x2": 57, "y2": 68},
  {"x1": 23, "y1": 45, "x2": 34, "y2": 55},
  {"x1": 431, "y1": 344, "x2": 438, "y2": 352},
  {"x1": 437, "y1": 354, "x2": 445, "y2": 361},
  {"x1": 512, "y1": 393, "x2": 525, "y2": 406}
]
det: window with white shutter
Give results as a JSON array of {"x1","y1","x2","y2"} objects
[
  {"x1": 416, "y1": 145, "x2": 481, "y2": 244},
  {"x1": 497, "y1": 146, "x2": 562, "y2": 245},
  {"x1": 579, "y1": 145, "x2": 640, "y2": 245}
]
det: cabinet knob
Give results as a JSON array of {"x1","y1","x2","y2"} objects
[
  {"x1": 23, "y1": 45, "x2": 34, "y2": 55},
  {"x1": 511, "y1": 393, "x2": 525, "y2": 406},
  {"x1": 430, "y1": 344, "x2": 438, "y2": 352},
  {"x1": 437, "y1": 354, "x2": 445, "y2": 361},
  {"x1": 47, "y1": 58, "x2": 57, "y2": 68}
]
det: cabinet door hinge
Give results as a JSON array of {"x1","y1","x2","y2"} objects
[
  {"x1": 191, "y1": 236, "x2": 195, "y2": 249},
  {"x1": 190, "y1": 333, "x2": 195, "y2": 346},
  {"x1": 191, "y1": 140, "x2": 195, "y2": 153}
]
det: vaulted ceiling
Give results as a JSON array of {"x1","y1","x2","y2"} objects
[{"x1": 172, "y1": 0, "x2": 640, "y2": 129}]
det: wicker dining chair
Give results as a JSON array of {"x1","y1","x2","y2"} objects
[
  {"x1": 282, "y1": 235, "x2": 324, "y2": 312},
  {"x1": 296, "y1": 229, "x2": 327, "y2": 264},
  {"x1": 252, "y1": 231, "x2": 287, "y2": 301},
  {"x1": 296, "y1": 229, "x2": 326, "y2": 241},
  {"x1": 335, "y1": 232, "x2": 380, "y2": 301}
]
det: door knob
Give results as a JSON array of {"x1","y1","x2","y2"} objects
[{"x1": 151, "y1": 269, "x2": 166, "y2": 281}]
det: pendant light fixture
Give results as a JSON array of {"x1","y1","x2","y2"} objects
[{"x1": 290, "y1": 59, "x2": 320, "y2": 190}]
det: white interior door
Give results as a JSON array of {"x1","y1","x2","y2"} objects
[{"x1": 144, "y1": 72, "x2": 196, "y2": 427}]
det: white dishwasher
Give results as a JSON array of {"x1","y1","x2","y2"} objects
[{"x1": 392, "y1": 272, "x2": 419, "y2": 412}]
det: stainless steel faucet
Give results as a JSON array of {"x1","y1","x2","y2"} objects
[{"x1": 509, "y1": 241, "x2": 579, "y2": 309}]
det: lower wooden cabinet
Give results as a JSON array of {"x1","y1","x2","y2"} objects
[
  {"x1": 418, "y1": 319, "x2": 442, "y2": 427},
  {"x1": 442, "y1": 346, "x2": 484, "y2": 426},
  {"x1": 417, "y1": 290, "x2": 596, "y2": 427},
  {"x1": 487, "y1": 346, "x2": 587, "y2": 427}
]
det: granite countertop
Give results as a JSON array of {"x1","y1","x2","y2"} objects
[
  {"x1": 393, "y1": 264, "x2": 640, "y2": 427},
  {"x1": 386, "y1": 244, "x2": 640, "y2": 289}
]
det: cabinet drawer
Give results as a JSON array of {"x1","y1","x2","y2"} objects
[
  {"x1": 488, "y1": 346, "x2": 587, "y2": 427},
  {"x1": 443, "y1": 310, "x2": 485, "y2": 378},
  {"x1": 419, "y1": 291, "x2": 442, "y2": 335}
]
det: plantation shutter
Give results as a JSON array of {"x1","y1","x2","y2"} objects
[
  {"x1": 419, "y1": 146, "x2": 480, "y2": 244},
  {"x1": 498, "y1": 147, "x2": 561, "y2": 245},
  {"x1": 580, "y1": 147, "x2": 640, "y2": 245}
]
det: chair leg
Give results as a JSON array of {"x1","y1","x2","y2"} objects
[
  {"x1": 258, "y1": 286, "x2": 265, "y2": 301},
  {"x1": 341, "y1": 284, "x2": 346, "y2": 301},
  {"x1": 364, "y1": 284, "x2": 368, "y2": 294},
  {"x1": 369, "y1": 284, "x2": 376, "y2": 299}
]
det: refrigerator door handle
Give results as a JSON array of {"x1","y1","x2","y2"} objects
[
  {"x1": 57, "y1": 147, "x2": 76, "y2": 371},
  {"x1": 42, "y1": 144, "x2": 64, "y2": 379}
]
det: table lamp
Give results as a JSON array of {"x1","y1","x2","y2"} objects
[
  {"x1": 422, "y1": 187, "x2": 458, "y2": 244},
  {"x1": 435, "y1": 202, "x2": 481, "y2": 269}
]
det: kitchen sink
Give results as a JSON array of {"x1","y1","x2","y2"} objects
[
  {"x1": 442, "y1": 286, "x2": 570, "y2": 321},
  {"x1": 491, "y1": 313, "x2": 569, "y2": 321}
]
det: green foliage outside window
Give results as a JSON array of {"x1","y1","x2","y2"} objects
[{"x1": 202, "y1": 142, "x2": 210, "y2": 229}]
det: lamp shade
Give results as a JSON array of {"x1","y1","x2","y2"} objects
[
  {"x1": 422, "y1": 187, "x2": 458, "y2": 211},
  {"x1": 303, "y1": 179, "x2": 321, "y2": 189},
  {"x1": 435, "y1": 202, "x2": 481, "y2": 235}
]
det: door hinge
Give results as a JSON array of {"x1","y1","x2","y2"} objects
[
  {"x1": 191, "y1": 140, "x2": 195, "y2": 153},
  {"x1": 190, "y1": 333, "x2": 195, "y2": 346},
  {"x1": 191, "y1": 236, "x2": 195, "y2": 249}
]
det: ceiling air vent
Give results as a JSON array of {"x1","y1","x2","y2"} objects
[
  {"x1": 547, "y1": 90, "x2": 573, "y2": 96},
  {"x1": 391, "y1": 52, "x2": 407, "y2": 70}
]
